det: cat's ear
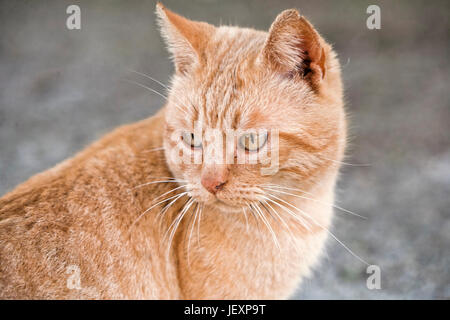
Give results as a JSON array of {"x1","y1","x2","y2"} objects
[
  {"x1": 156, "y1": 3, "x2": 214, "y2": 74},
  {"x1": 262, "y1": 9, "x2": 327, "y2": 87}
]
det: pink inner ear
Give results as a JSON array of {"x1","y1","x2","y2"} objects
[
  {"x1": 318, "y1": 47, "x2": 326, "y2": 79},
  {"x1": 263, "y1": 11, "x2": 327, "y2": 86},
  {"x1": 297, "y1": 18, "x2": 326, "y2": 80},
  {"x1": 298, "y1": 46, "x2": 326, "y2": 83}
]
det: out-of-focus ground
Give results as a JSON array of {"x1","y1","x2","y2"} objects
[{"x1": 0, "y1": 0, "x2": 449, "y2": 299}]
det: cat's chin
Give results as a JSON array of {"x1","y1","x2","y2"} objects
[
  {"x1": 193, "y1": 193, "x2": 243, "y2": 213},
  {"x1": 211, "y1": 200, "x2": 243, "y2": 213}
]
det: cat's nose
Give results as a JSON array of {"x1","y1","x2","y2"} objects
[
  {"x1": 201, "y1": 177, "x2": 227, "y2": 194},
  {"x1": 201, "y1": 166, "x2": 228, "y2": 195}
]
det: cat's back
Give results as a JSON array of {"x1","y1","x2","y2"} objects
[
  {"x1": 0, "y1": 172, "x2": 74, "y2": 298},
  {"x1": 0, "y1": 112, "x2": 175, "y2": 299}
]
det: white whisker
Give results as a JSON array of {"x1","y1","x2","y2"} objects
[
  {"x1": 246, "y1": 202, "x2": 262, "y2": 236},
  {"x1": 142, "y1": 147, "x2": 165, "y2": 153},
  {"x1": 252, "y1": 202, "x2": 280, "y2": 250},
  {"x1": 122, "y1": 78, "x2": 189, "y2": 116},
  {"x1": 165, "y1": 198, "x2": 195, "y2": 258},
  {"x1": 156, "y1": 192, "x2": 188, "y2": 222},
  {"x1": 126, "y1": 68, "x2": 170, "y2": 91},
  {"x1": 242, "y1": 207, "x2": 249, "y2": 233},
  {"x1": 131, "y1": 191, "x2": 188, "y2": 231},
  {"x1": 152, "y1": 184, "x2": 187, "y2": 203},
  {"x1": 133, "y1": 179, "x2": 186, "y2": 189},
  {"x1": 196, "y1": 203, "x2": 203, "y2": 247},
  {"x1": 262, "y1": 199, "x2": 301, "y2": 255},
  {"x1": 261, "y1": 196, "x2": 311, "y2": 231},
  {"x1": 186, "y1": 203, "x2": 200, "y2": 267},
  {"x1": 262, "y1": 185, "x2": 366, "y2": 219},
  {"x1": 145, "y1": 176, "x2": 186, "y2": 181},
  {"x1": 122, "y1": 79, "x2": 169, "y2": 101},
  {"x1": 318, "y1": 156, "x2": 371, "y2": 167},
  {"x1": 266, "y1": 193, "x2": 369, "y2": 266},
  {"x1": 126, "y1": 69, "x2": 189, "y2": 113}
]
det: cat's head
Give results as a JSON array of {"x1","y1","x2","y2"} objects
[{"x1": 157, "y1": 3, "x2": 345, "y2": 213}]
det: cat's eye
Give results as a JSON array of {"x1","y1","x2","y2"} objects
[
  {"x1": 181, "y1": 131, "x2": 202, "y2": 149},
  {"x1": 238, "y1": 131, "x2": 268, "y2": 152}
]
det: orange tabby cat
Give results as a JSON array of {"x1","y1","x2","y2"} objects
[{"x1": 0, "y1": 3, "x2": 345, "y2": 299}]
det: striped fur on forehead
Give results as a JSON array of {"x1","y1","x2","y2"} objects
[
  {"x1": 166, "y1": 28, "x2": 317, "y2": 131},
  {"x1": 190, "y1": 27, "x2": 268, "y2": 129}
]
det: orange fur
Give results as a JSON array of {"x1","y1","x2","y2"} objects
[{"x1": 0, "y1": 4, "x2": 346, "y2": 299}]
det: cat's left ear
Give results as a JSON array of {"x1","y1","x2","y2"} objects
[
  {"x1": 262, "y1": 9, "x2": 327, "y2": 88},
  {"x1": 156, "y1": 3, "x2": 215, "y2": 74}
]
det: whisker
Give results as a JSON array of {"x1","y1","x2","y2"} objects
[
  {"x1": 126, "y1": 69, "x2": 188, "y2": 111},
  {"x1": 261, "y1": 199, "x2": 288, "y2": 232},
  {"x1": 261, "y1": 185, "x2": 366, "y2": 219},
  {"x1": 196, "y1": 203, "x2": 203, "y2": 247},
  {"x1": 122, "y1": 78, "x2": 169, "y2": 101},
  {"x1": 186, "y1": 203, "x2": 200, "y2": 267},
  {"x1": 130, "y1": 191, "x2": 188, "y2": 231},
  {"x1": 133, "y1": 179, "x2": 186, "y2": 189},
  {"x1": 246, "y1": 202, "x2": 263, "y2": 237},
  {"x1": 317, "y1": 156, "x2": 371, "y2": 167},
  {"x1": 126, "y1": 68, "x2": 170, "y2": 91},
  {"x1": 241, "y1": 207, "x2": 250, "y2": 233},
  {"x1": 156, "y1": 192, "x2": 188, "y2": 226},
  {"x1": 266, "y1": 193, "x2": 370, "y2": 266},
  {"x1": 259, "y1": 201, "x2": 283, "y2": 229},
  {"x1": 165, "y1": 198, "x2": 195, "y2": 258},
  {"x1": 142, "y1": 147, "x2": 165, "y2": 153},
  {"x1": 261, "y1": 199, "x2": 301, "y2": 255},
  {"x1": 151, "y1": 184, "x2": 187, "y2": 203},
  {"x1": 145, "y1": 176, "x2": 185, "y2": 181},
  {"x1": 252, "y1": 202, "x2": 280, "y2": 250},
  {"x1": 122, "y1": 78, "x2": 189, "y2": 116},
  {"x1": 261, "y1": 196, "x2": 311, "y2": 231},
  {"x1": 267, "y1": 193, "x2": 317, "y2": 229},
  {"x1": 162, "y1": 198, "x2": 190, "y2": 244}
]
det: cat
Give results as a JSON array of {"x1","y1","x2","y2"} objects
[{"x1": 0, "y1": 3, "x2": 346, "y2": 299}]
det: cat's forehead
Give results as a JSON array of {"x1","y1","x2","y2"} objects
[
  {"x1": 170, "y1": 75, "x2": 308, "y2": 132},
  {"x1": 207, "y1": 27, "x2": 266, "y2": 64},
  {"x1": 176, "y1": 28, "x2": 263, "y2": 127},
  {"x1": 175, "y1": 72, "x2": 265, "y2": 130},
  {"x1": 168, "y1": 27, "x2": 312, "y2": 130}
]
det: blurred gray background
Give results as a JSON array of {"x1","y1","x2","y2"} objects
[{"x1": 0, "y1": 0, "x2": 449, "y2": 299}]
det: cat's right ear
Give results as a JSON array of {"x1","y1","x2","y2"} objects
[
  {"x1": 261, "y1": 9, "x2": 327, "y2": 89},
  {"x1": 156, "y1": 3, "x2": 215, "y2": 75}
]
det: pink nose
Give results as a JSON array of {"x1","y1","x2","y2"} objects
[
  {"x1": 201, "y1": 167, "x2": 228, "y2": 194},
  {"x1": 201, "y1": 176, "x2": 227, "y2": 194}
]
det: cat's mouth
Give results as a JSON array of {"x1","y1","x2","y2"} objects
[
  {"x1": 211, "y1": 199, "x2": 244, "y2": 213},
  {"x1": 187, "y1": 184, "x2": 258, "y2": 213},
  {"x1": 191, "y1": 191, "x2": 246, "y2": 213}
]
